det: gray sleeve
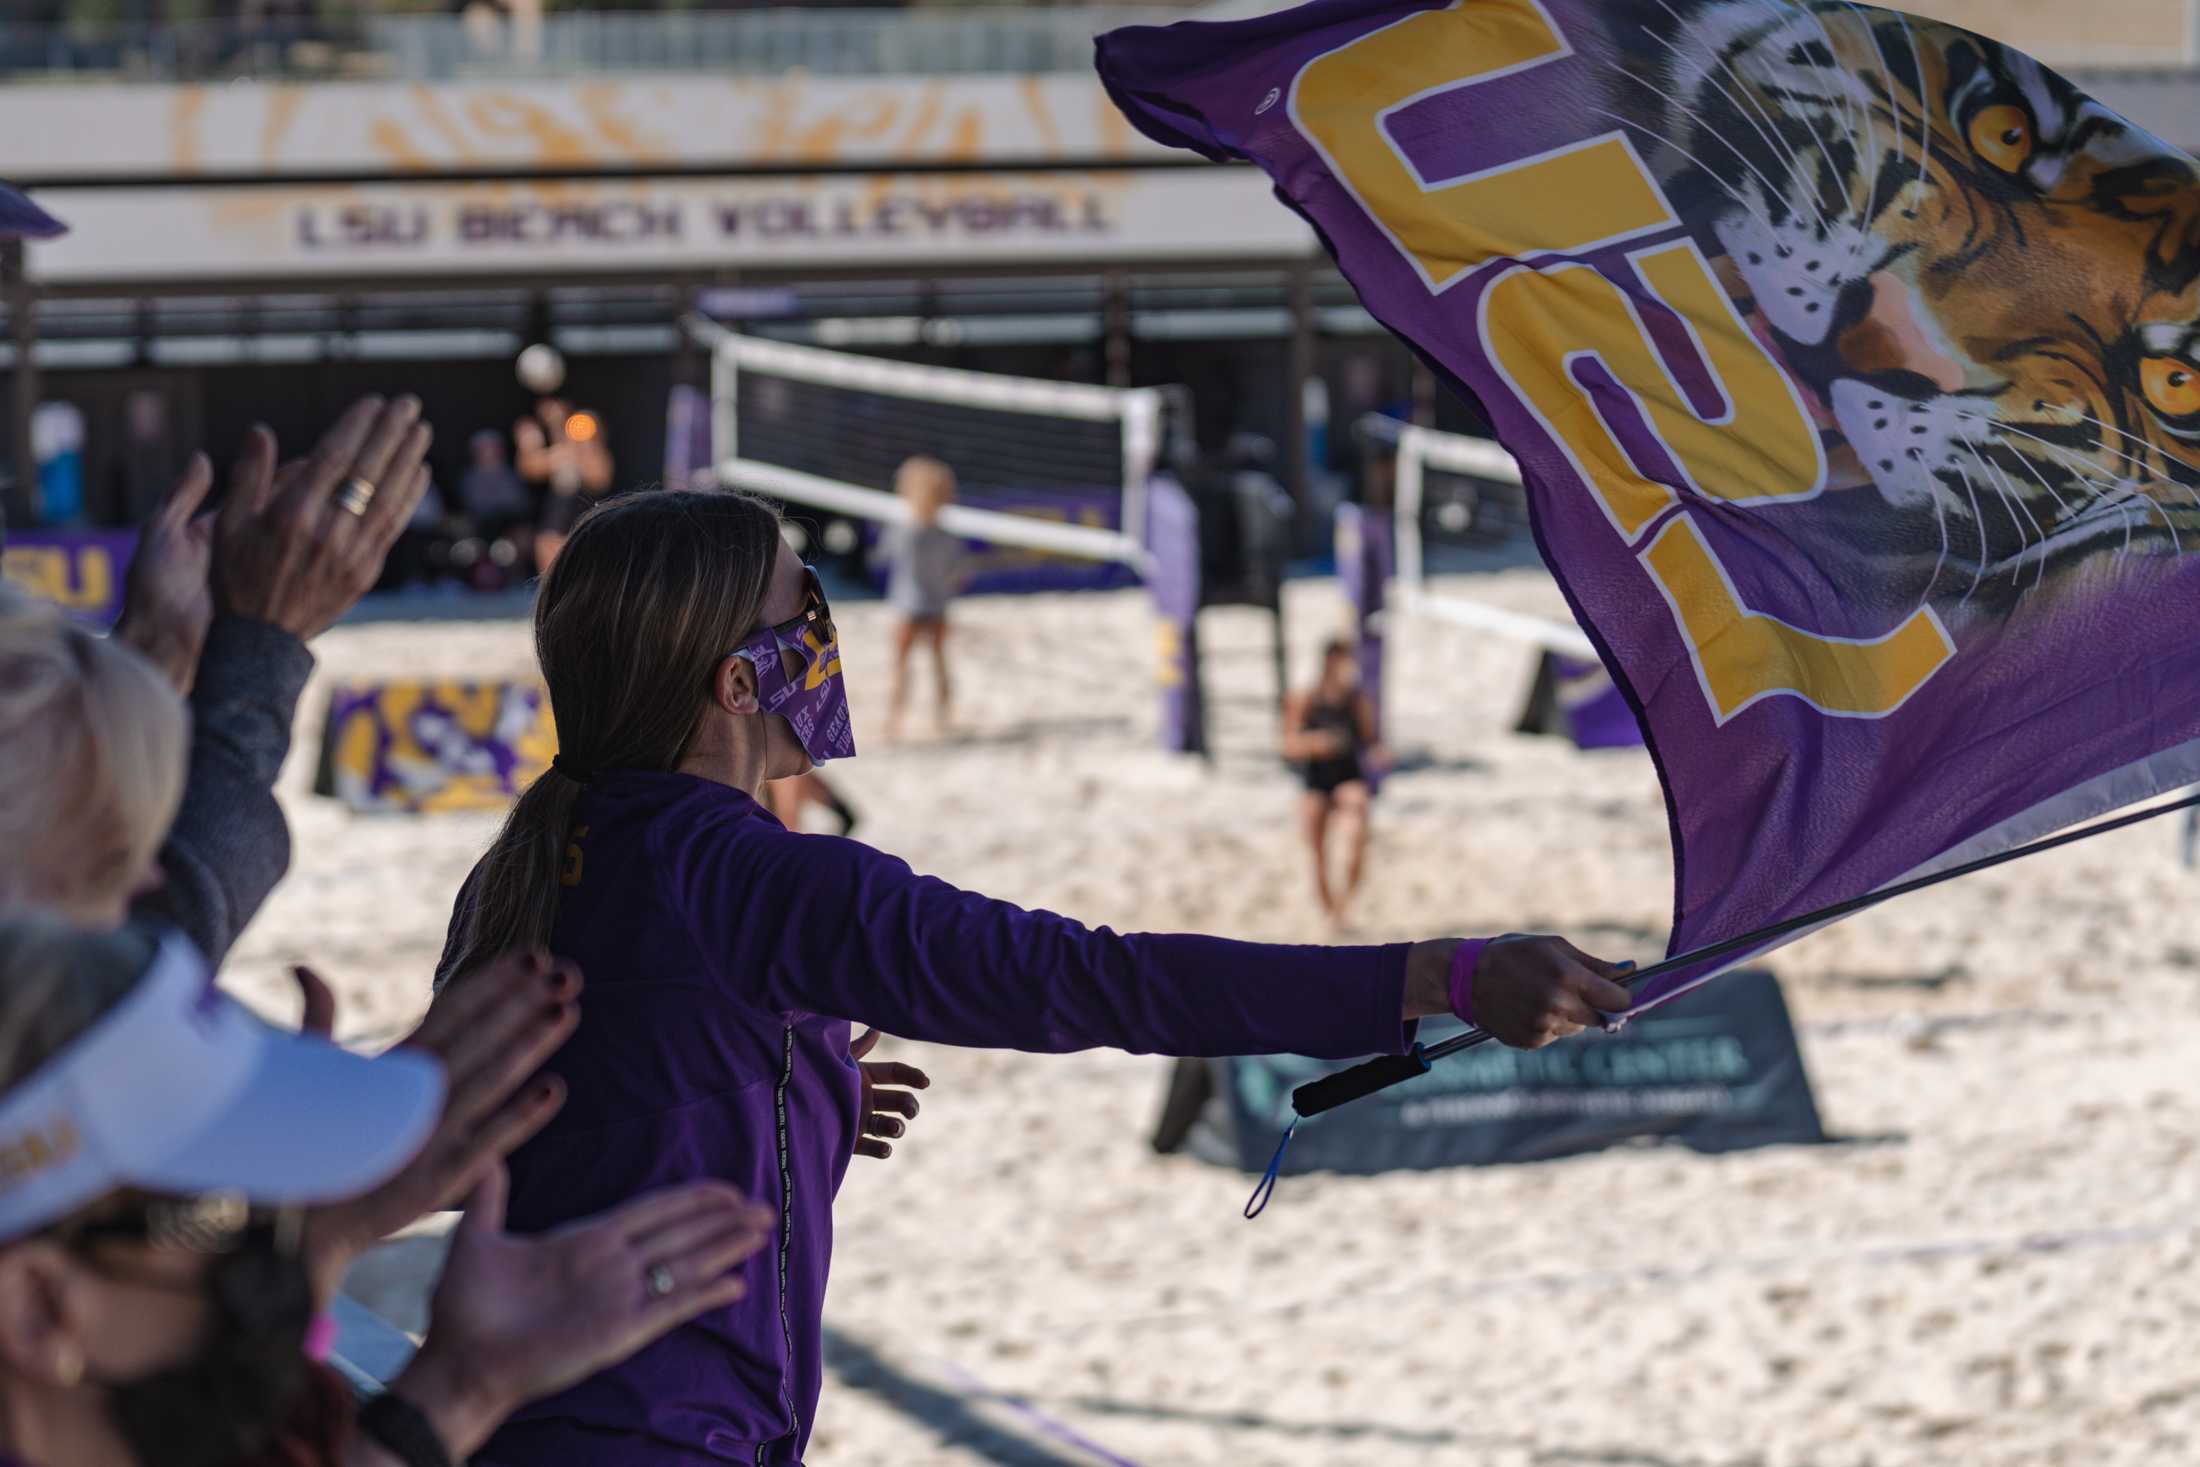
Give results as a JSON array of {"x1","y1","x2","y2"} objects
[{"x1": 133, "y1": 615, "x2": 315, "y2": 964}]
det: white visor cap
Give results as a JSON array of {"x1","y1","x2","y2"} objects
[{"x1": 0, "y1": 929, "x2": 445, "y2": 1240}]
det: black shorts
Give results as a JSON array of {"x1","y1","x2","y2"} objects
[{"x1": 1300, "y1": 758, "x2": 1364, "y2": 795}]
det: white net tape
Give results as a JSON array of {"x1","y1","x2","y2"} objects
[
  {"x1": 1392, "y1": 424, "x2": 1595, "y2": 659},
  {"x1": 716, "y1": 458, "x2": 1155, "y2": 571},
  {"x1": 695, "y1": 318, "x2": 1163, "y2": 572}
]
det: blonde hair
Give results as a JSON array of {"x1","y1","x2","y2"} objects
[
  {"x1": 894, "y1": 456, "x2": 957, "y2": 528},
  {"x1": 0, "y1": 586, "x2": 188, "y2": 923}
]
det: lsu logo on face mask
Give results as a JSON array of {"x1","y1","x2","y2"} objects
[{"x1": 801, "y1": 629, "x2": 843, "y2": 690}]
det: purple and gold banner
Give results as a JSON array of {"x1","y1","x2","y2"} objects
[
  {"x1": 1101, "y1": 1, "x2": 2200, "y2": 1010},
  {"x1": 1, "y1": 529, "x2": 135, "y2": 628},
  {"x1": 318, "y1": 681, "x2": 555, "y2": 815}
]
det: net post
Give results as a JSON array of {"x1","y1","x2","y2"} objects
[
  {"x1": 1335, "y1": 500, "x2": 1390, "y2": 752},
  {"x1": 710, "y1": 332, "x2": 740, "y2": 487},
  {"x1": 4, "y1": 241, "x2": 37, "y2": 532},
  {"x1": 1283, "y1": 259, "x2": 1316, "y2": 532},
  {"x1": 1395, "y1": 425, "x2": 1428, "y2": 595},
  {"x1": 1121, "y1": 389, "x2": 1162, "y2": 551}
]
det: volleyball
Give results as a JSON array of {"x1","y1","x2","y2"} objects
[{"x1": 516, "y1": 343, "x2": 566, "y2": 394}]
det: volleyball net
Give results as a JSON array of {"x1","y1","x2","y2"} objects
[
  {"x1": 684, "y1": 318, "x2": 1235, "y2": 753},
  {"x1": 1389, "y1": 422, "x2": 1594, "y2": 659},
  {"x1": 693, "y1": 320, "x2": 1176, "y2": 576}
]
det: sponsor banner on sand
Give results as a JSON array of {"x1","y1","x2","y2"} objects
[{"x1": 1182, "y1": 970, "x2": 1821, "y2": 1175}]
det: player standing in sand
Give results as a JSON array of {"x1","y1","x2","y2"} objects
[
  {"x1": 881, "y1": 455, "x2": 967, "y2": 740},
  {"x1": 434, "y1": 488, "x2": 1631, "y2": 1467},
  {"x1": 1283, "y1": 636, "x2": 1390, "y2": 928}
]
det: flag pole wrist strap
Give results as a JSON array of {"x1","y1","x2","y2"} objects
[{"x1": 1245, "y1": 937, "x2": 1492, "y2": 1218}]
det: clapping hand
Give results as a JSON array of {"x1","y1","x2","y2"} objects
[
  {"x1": 850, "y1": 1028, "x2": 930, "y2": 1161},
  {"x1": 217, "y1": 396, "x2": 433, "y2": 640},
  {"x1": 393, "y1": 1167, "x2": 774, "y2": 1460},
  {"x1": 113, "y1": 453, "x2": 218, "y2": 692},
  {"x1": 296, "y1": 948, "x2": 581, "y2": 1301}
]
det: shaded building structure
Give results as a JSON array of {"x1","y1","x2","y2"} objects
[{"x1": 2, "y1": 3, "x2": 2198, "y2": 532}]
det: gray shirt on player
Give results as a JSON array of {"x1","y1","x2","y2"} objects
[{"x1": 883, "y1": 523, "x2": 966, "y2": 620}]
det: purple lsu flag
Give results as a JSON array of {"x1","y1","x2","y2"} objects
[{"x1": 1100, "y1": 0, "x2": 2200, "y2": 1013}]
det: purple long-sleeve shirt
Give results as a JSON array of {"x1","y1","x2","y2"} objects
[{"x1": 456, "y1": 770, "x2": 1417, "y2": 1467}]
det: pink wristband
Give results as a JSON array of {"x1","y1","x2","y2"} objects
[
  {"x1": 1447, "y1": 939, "x2": 1489, "y2": 1027},
  {"x1": 304, "y1": 1311, "x2": 337, "y2": 1364}
]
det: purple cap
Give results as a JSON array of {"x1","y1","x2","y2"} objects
[{"x1": 0, "y1": 182, "x2": 65, "y2": 241}]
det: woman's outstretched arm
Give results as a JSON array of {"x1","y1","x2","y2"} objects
[{"x1": 672, "y1": 814, "x2": 1626, "y2": 1056}]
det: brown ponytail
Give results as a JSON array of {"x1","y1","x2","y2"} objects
[{"x1": 441, "y1": 490, "x2": 783, "y2": 983}]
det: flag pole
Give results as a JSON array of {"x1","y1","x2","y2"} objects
[{"x1": 1291, "y1": 788, "x2": 2200, "y2": 1119}]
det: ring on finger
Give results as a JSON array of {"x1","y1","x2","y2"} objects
[
  {"x1": 337, "y1": 476, "x2": 377, "y2": 518},
  {"x1": 645, "y1": 1262, "x2": 677, "y2": 1299}
]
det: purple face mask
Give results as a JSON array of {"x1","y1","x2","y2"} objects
[{"x1": 732, "y1": 565, "x2": 856, "y2": 764}]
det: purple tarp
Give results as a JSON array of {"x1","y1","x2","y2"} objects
[{"x1": 1101, "y1": 0, "x2": 2200, "y2": 1011}]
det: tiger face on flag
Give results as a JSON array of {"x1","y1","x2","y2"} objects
[
  {"x1": 1098, "y1": 0, "x2": 2200, "y2": 1008},
  {"x1": 1643, "y1": 3, "x2": 2200, "y2": 606}
]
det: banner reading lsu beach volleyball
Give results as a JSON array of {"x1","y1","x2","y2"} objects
[{"x1": 1099, "y1": 0, "x2": 2200, "y2": 1011}]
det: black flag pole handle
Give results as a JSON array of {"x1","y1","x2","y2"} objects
[
  {"x1": 1291, "y1": 789, "x2": 2200, "y2": 1120},
  {"x1": 1288, "y1": 1051, "x2": 1433, "y2": 1118}
]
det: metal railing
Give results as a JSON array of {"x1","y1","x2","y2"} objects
[
  {"x1": 0, "y1": 7, "x2": 1185, "y2": 84},
  {"x1": 0, "y1": 14, "x2": 373, "y2": 83}
]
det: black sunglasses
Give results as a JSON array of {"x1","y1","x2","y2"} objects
[
  {"x1": 61, "y1": 1193, "x2": 301, "y2": 1257},
  {"x1": 60, "y1": 1196, "x2": 311, "y2": 1332},
  {"x1": 763, "y1": 565, "x2": 835, "y2": 650}
]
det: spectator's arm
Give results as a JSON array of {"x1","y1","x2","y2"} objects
[
  {"x1": 133, "y1": 395, "x2": 433, "y2": 961},
  {"x1": 132, "y1": 615, "x2": 313, "y2": 962}
]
